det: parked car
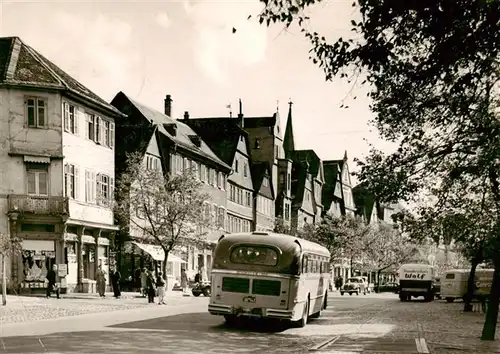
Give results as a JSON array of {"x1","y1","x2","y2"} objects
[
  {"x1": 375, "y1": 282, "x2": 399, "y2": 293},
  {"x1": 340, "y1": 277, "x2": 366, "y2": 296}
]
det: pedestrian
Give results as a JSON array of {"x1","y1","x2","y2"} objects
[
  {"x1": 194, "y1": 269, "x2": 201, "y2": 284},
  {"x1": 156, "y1": 272, "x2": 166, "y2": 305},
  {"x1": 140, "y1": 268, "x2": 148, "y2": 298},
  {"x1": 146, "y1": 270, "x2": 156, "y2": 304},
  {"x1": 46, "y1": 265, "x2": 60, "y2": 299},
  {"x1": 180, "y1": 268, "x2": 189, "y2": 295},
  {"x1": 111, "y1": 267, "x2": 121, "y2": 299},
  {"x1": 96, "y1": 265, "x2": 107, "y2": 297}
]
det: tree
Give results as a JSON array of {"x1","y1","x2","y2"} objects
[
  {"x1": 306, "y1": 214, "x2": 373, "y2": 272},
  {"x1": 0, "y1": 233, "x2": 21, "y2": 306},
  {"x1": 115, "y1": 152, "x2": 212, "y2": 288},
  {"x1": 362, "y1": 224, "x2": 418, "y2": 284},
  {"x1": 259, "y1": 0, "x2": 500, "y2": 341}
]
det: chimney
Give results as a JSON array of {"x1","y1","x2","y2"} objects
[
  {"x1": 164, "y1": 95, "x2": 172, "y2": 117},
  {"x1": 237, "y1": 98, "x2": 244, "y2": 128},
  {"x1": 184, "y1": 111, "x2": 190, "y2": 120},
  {"x1": 163, "y1": 123, "x2": 177, "y2": 136}
]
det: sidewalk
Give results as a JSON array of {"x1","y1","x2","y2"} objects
[{"x1": 18, "y1": 290, "x2": 187, "y2": 300}]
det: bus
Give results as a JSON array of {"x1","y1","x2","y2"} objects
[{"x1": 208, "y1": 231, "x2": 331, "y2": 327}]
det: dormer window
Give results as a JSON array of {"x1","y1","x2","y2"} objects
[{"x1": 235, "y1": 160, "x2": 239, "y2": 173}]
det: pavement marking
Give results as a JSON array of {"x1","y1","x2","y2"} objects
[
  {"x1": 310, "y1": 335, "x2": 341, "y2": 351},
  {"x1": 415, "y1": 338, "x2": 430, "y2": 354}
]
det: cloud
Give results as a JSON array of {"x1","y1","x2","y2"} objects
[
  {"x1": 35, "y1": 11, "x2": 139, "y2": 99},
  {"x1": 155, "y1": 12, "x2": 171, "y2": 29},
  {"x1": 184, "y1": 0, "x2": 268, "y2": 85}
]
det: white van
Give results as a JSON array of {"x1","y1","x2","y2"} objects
[
  {"x1": 398, "y1": 263, "x2": 436, "y2": 302},
  {"x1": 441, "y1": 269, "x2": 470, "y2": 302}
]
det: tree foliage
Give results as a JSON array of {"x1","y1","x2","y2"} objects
[
  {"x1": 260, "y1": 0, "x2": 500, "y2": 340},
  {"x1": 115, "y1": 152, "x2": 212, "y2": 278}
]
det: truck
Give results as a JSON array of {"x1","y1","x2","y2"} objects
[{"x1": 398, "y1": 263, "x2": 437, "y2": 302}]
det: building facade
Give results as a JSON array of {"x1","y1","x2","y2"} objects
[
  {"x1": 111, "y1": 92, "x2": 231, "y2": 285},
  {"x1": 180, "y1": 116, "x2": 255, "y2": 234},
  {"x1": 0, "y1": 37, "x2": 122, "y2": 294}
]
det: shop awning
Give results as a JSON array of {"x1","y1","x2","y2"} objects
[
  {"x1": 23, "y1": 155, "x2": 50, "y2": 164},
  {"x1": 132, "y1": 242, "x2": 186, "y2": 263}
]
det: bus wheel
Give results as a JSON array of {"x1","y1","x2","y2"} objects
[
  {"x1": 296, "y1": 298, "x2": 310, "y2": 328},
  {"x1": 202, "y1": 287, "x2": 211, "y2": 297}
]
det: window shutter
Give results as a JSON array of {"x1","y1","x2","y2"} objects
[
  {"x1": 64, "y1": 164, "x2": 68, "y2": 197},
  {"x1": 74, "y1": 107, "x2": 80, "y2": 136},
  {"x1": 85, "y1": 114, "x2": 90, "y2": 139},
  {"x1": 74, "y1": 166, "x2": 80, "y2": 200},
  {"x1": 85, "y1": 170, "x2": 90, "y2": 202},
  {"x1": 63, "y1": 103, "x2": 69, "y2": 131},
  {"x1": 91, "y1": 171, "x2": 96, "y2": 203},
  {"x1": 100, "y1": 118, "x2": 105, "y2": 145},
  {"x1": 109, "y1": 177, "x2": 114, "y2": 205},
  {"x1": 109, "y1": 122, "x2": 115, "y2": 148}
]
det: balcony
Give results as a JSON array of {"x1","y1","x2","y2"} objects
[{"x1": 8, "y1": 195, "x2": 69, "y2": 216}]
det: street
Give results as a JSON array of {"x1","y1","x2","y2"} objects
[{"x1": 1, "y1": 292, "x2": 499, "y2": 354}]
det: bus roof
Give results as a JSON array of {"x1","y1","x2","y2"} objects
[{"x1": 217, "y1": 232, "x2": 330, "y2": 257}]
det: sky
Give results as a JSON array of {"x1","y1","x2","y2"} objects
[{"x1": 0, "y1": 0, "x2": 396, "y2": 183}]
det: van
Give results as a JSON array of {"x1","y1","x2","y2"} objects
[
  {"x1": 398, "y1": 263, "x2": 436, "y2": 302},
  {"x1": 441, "y1": 268, "x2": 494, "y2": 302},
  {"x1": 441, "y1": 269, "x2": 469, "y2": 302}
]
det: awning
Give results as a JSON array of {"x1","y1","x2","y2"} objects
[
  {"x1": 24, "y1": 155, "x2": 50, "y2": 164},
  {"x1": 132, "y1": 242, "x2": 187, "y2": 263}
]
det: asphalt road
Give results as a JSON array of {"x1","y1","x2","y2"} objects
[{"x1": 0, "y1": 292, "x2": 495, "y2": 354}]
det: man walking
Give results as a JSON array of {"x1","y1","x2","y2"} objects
[{"x1": 46, "y1": 265, "x2": 60, "y2": 299}]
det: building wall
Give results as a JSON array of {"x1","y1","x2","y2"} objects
[{"x1": 62, "y1": 96, "x2": 115, "y2": 226}]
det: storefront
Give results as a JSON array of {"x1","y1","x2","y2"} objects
[{"x1": 20, "y1": 239, "x2": 56, "y2": 290}]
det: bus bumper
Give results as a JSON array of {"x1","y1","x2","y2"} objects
[{"x1": 208, "y1": 304, "x2": 294, "y2": 320}]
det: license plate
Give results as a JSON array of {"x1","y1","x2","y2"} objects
[{"x1": 243, "y1": 296, "x2": 256, "y2": 303}]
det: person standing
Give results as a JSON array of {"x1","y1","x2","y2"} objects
[
  {"x1": 96, "y1": 265, "x2": 107, "y2": 297},
  {"x1": 146, "y1": 270, "x2": 156, "y2": 304},
  {"x1": 156, "y1": 272, "x2": 166, "y2": 305},
  {"x1": 140, "y1": 268, "x2": 148, "y2": 298},
  {"x1": 46, "y1": 265, "x2": 60, "y2": 299},
  {"x1": 180, "y1": 269, "x2": 189, "y2": 295},
  {"x1": 111, "y1": 267, "x2": 121, "y2": 299}
]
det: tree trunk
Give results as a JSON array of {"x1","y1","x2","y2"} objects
[
  {"x1": 481, "y1": 255, "x2": 500, "y2": 341},
  {"x1": 377, "y1": 269, "x2": 382, "y2": 285},
  {"x1": 2, "y1": 254, "x2": 6, "y2": 306},
  {"x1": 464, "y1": 258, "x2": 480, "y2": 312},
  {"x1": 162, "y1": 251, "x2": 169, "y2": 291}
]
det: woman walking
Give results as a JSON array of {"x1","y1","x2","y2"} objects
[
  {"x1": 146, "y1": 270, "x2": 156, "y2": 304},
  {"x1": 96, "y1": 265, "x2": 107, "y2": 297},
  {"x1": 140, "y1": 268, "x2": 148, "y2": 297},
  {"x1": 180, "y1": 269, "x2": 189, "y2": 296},
  {"x1": 156, "y1": 272, "x2": 166, "y2": 305}
]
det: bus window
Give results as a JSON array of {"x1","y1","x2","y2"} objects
[
  {"x1": 302, "y1": 256, "x2": 309, "y2": 273},
  {"x1": 230, "y1": 245, "x2": 278, "y2": 266}
]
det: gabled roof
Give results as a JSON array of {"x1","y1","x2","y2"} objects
[
  {"x1": 241, "y1": 115, "x2": 277, "y2": 128},
  {"x1": 0, "y1": 37, "x2": 122, "y2": 117},
  {"x1": 352, "y1": 182, "x2": 377, "y2": 223},
  {"x1": 112, "y1": 92, "x2": 231, "y2": 171},
  {"x1": 179, "y1": 117, "x2": 249, "y2": 166},
  {"x1": 251, "y1": 162, "x2": 274, "y2": 200},
  {"x1": 291, "y1": 149, "x2": 323, "y2": 180},
  {"x1": 322, "y1": 161, "x2": 342, "y2": 212}
]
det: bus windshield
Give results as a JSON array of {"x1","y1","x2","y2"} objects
[{"x1": 230, "y1": 245, "x2": 278, "y2": 266}]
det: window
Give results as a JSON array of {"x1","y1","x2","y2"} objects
[
  {"x1": 216, "y1": 171, "x2": 221, "y2": 188},
  {"x1": 234, "y1": 159, "x2": 239, "y2": 173},
  {"x1": 246, "y1": 191, "x2": 251, "y2": 206},
  {"x1": 287, "y1": 173, "x2": 291, "y2": 191},
  {"x1": 243, "y1": 162, "x2": 248, "y2": 177},
  {"x1": 285, "y1": 203, "x2": 290, "y2": 220},
  {"x1": 204, "y1": 165, "x2": 209, "y2": 182},
  {"x1": 63, "y1": 102, "x2": 77, "y2": 134},
  {"x1": 85, "y1": 170, "x2": 96, "y2": 203},
  {"x1": 275, "y1": 145, "x2": 279, "y2": 158},
  {"x1": 223, "y1": 175, "x2": 227, "y2": 190},
  {"x1": 279, "y1": 172, "x2": 285, "y2": 185},
  {"x1": 230, "y1": 245, "x2": 278, "y2": 266},
  {"x1": 27, "y1": 165, "x2": 48, "y2": 196},
  {"x1": 302, "y1": 256, "x2": 309, "y2": 273},
  {"x1": 64, "y1": 164, "x2": 79, "y2": 199},
  {"x1": 86, "y1": 114, "x2": 95, "y2": 141},
  {"x1": 197, "y1": 162, "x2": 202, "y2": 180},
  {"x1": 262, "y1": 176, "x2": 269, "y2": 187},
  {"x1": 96, "y1": 173, "x2": 114, "y2": 206},
  {"x1": 26, "y1": 98, "x2": 46, "y2": 128},
  {"x1": 217, "y1": 207, "x2": 225, "y2": 228},
  {"x1": 103, "y1": 120, "x2": 110, "y2": 146},
  {"x1": 229, "y1": 184, "x2": 235, "y2": 201}
]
